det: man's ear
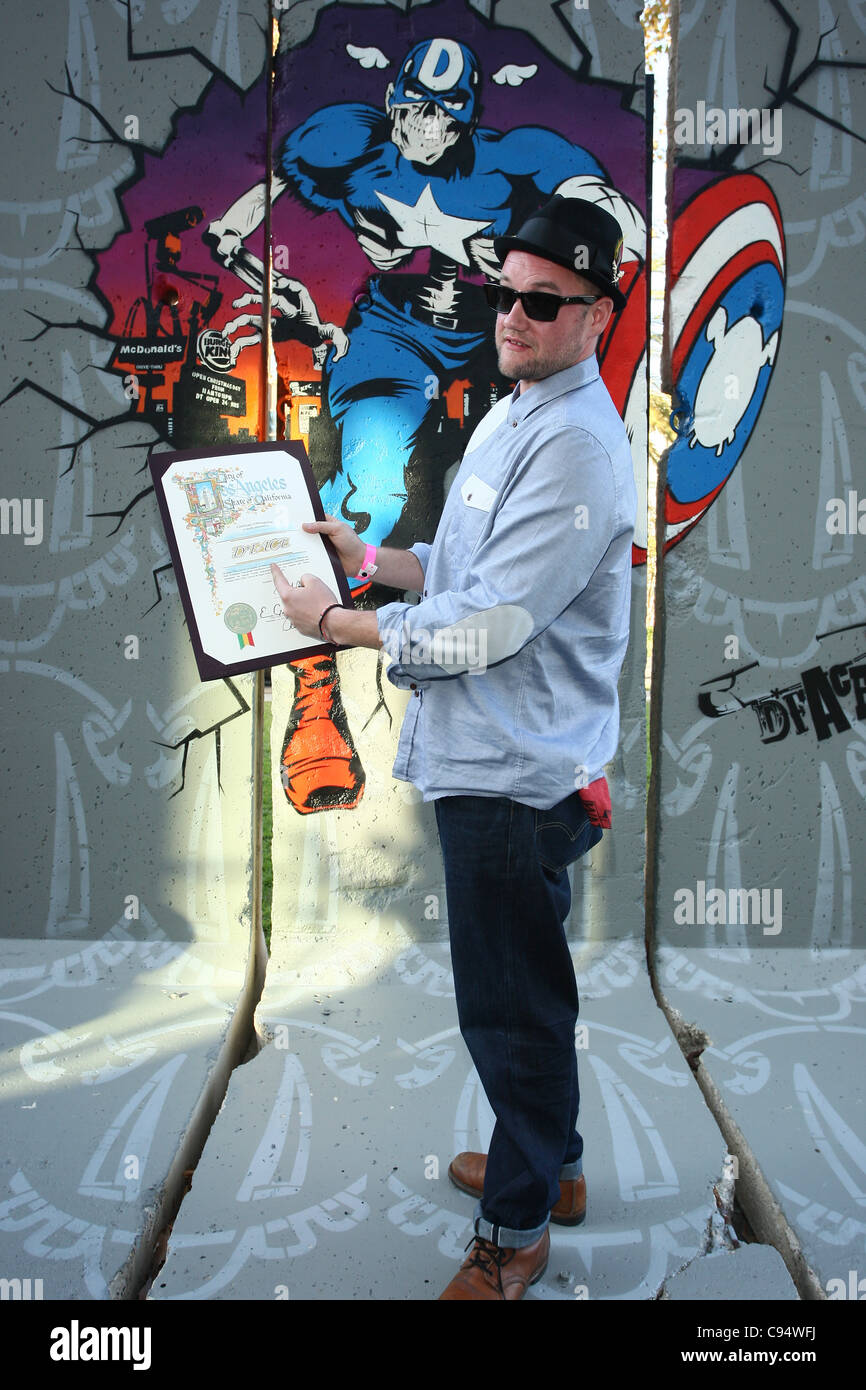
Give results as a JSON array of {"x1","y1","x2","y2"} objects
[
  {"x1": 592, "y1": 297, "x2": 614, "y2": 336},
  {"x1": 384, "y1": 82, "x2": 394, "y2": 114}
]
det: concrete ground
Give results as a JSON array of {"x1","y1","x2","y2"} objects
[
  {"x1": 148, "y1": 936, "x2": 799, "y2": 1301},
  {"x1": 3, "y1": 923, "x2": 858, "y2": 1302}
]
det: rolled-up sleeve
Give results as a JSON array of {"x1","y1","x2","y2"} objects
[
  {"x1": 377, "y1": 427, "x2": 619, "y2": 684},
  {"x1": 408, "y1": 541, "x2": 432, "y2": 577}
]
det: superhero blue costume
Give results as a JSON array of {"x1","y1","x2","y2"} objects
[{"x1": 277, "y1": 104, "x2": 604, "y2": 574}]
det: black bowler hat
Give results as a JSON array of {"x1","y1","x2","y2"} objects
[{"x1": 494, "y1": 195, "x2": 627, "y2": 312}]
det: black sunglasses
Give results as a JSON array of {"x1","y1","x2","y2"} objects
[{"x1": 484, "y1": 282, "x2": 601, "y2": 322}]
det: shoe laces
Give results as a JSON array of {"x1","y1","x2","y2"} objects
[{"x1": 463, "y1": 1236, "x2": 513, "y2": 1296}]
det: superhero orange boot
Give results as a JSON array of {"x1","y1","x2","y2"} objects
[{"x1": 280, "y1": 654, "x2": 365, "y2": 813}]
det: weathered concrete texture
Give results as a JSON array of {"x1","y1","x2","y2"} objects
[
  {"x1": 0, "y1": 940, "x2": 252, "y2": 1300},
  {"x1": 661, "y1": 1244, "x2": 796, "y2": 1300},
  {"x1": 652, "y1": 0, "x2": 865, "y2": 1309},
  {"x1": 0, "y1": 0, "x2": 270, "y2": 1301},
  {"x1": 658, "y1": 947, "x2": 866, "y2": 1298},
  {"x1": 153, "y1": 939, "x2": 742, "y2": 1301},
  {"x1": 0, "y1": 686, "x2": 260, "y2": 1299}
]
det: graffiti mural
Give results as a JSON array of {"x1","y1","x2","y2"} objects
[
  {"x1": 94, "y1": 83, "x2": 271, "y2": 448},
  {"x1": 200, "y1": 3, "x2": 644, "y2": 813},
  {"x1": 61, "y1": 1, "x2": 792, "y2": 820}
]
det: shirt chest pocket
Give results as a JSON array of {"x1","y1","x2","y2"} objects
[{"x1": 440, "y1": 472, "x2": 498, "y2": 574}]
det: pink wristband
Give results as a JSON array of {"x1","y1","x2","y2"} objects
[{"x1": 355, "y1": 543, "x2": 378, "y2": 579}]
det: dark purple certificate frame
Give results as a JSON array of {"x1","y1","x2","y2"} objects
[{"x1": 148, "y1": 439, "x2": 355, "y2": 681}]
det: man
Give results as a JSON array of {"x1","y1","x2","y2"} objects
[{"x1": 272, "y1": 196, "x2": 637, "y2": 1300}]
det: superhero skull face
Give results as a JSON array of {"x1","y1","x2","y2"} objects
[{"x1": 386, "y1": 38, "x2": 480, "y2": 165}]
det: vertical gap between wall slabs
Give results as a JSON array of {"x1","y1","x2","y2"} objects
[
  {"x1": 232, "y1": 7, "x2": 279, "y2": 1047},
  {"x1": 259, "y1": 11, "x2": 280, "y2": 959},
  {"x1": 130, "y1": 667, "x2": 269, "y2": 1300},
  {"x1": 641, "y1": 0, "x2": 823, "y2": 1300},
  {"x1": 264, "y1": 12, "x2": 279, "y2": 443},
  {"x1": 643, "y1": 58, "x2": 656, "y2": 823},
  {"x1": 131, "y1": 15, "x2": 277, "y2": 1300}
]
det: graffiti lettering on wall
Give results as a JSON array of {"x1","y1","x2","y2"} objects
[{"x1": 698, "y1": 622, "x2": 866, "y2": 745}]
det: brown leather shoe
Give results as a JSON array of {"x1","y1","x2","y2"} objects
[
  {"x1": 438, "y1": 1229, "x2": 549, "y2": 1300},
  {"x1": 448, "y1": 1151, "x2": 586, "y2": 1226}
]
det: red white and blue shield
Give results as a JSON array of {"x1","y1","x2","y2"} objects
[{"x1": 665, "y1": 173, "x2": 786, "y2": 550}]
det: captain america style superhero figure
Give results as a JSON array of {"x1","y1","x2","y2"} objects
[
  {"x1": 206, "y1": 36, "x2": 645, "y2": 815},
  {"x1": 208, "y1": 34, "x2": 783, "y2": 816},
  {"x1": 212, "y1": 38, "x2": 643, "y2": 553}
]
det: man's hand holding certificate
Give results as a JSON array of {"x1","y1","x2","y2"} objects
[
  {"x1": 270, "y1": 516, "x2": 365, "y2": 642},
  {"x1": 149, "y1": 441, "x2": 356, "y2": 680}
]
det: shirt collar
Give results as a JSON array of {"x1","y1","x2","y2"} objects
[{"x1": 507, "y1": 355, "x2": 600, "y2": 425}]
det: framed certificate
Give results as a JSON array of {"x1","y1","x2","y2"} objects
[{"x1": 149, "y1": 440, "x2": 354, "y2": 680}]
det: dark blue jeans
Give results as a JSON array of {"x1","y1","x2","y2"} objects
[{"x1": 434, "y1": 791, "x2": 602, "y2": 1247}]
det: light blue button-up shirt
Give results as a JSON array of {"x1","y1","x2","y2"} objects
[{"x1": 376, "y1": 355, "x2": 636, "y2": 809}]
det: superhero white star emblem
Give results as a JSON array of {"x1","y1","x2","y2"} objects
[{"x1": 375, "y1": 183, "x2": 492, "y2": 266}]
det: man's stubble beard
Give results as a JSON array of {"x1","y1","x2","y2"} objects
[{"x1": 495, "y1": 335, "x2": 591, "y2": 385}]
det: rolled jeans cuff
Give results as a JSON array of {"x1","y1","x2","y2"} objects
[
  {"x1": 474, "y1": 1203, "x2": 549, "y2": 1250},
  {"x1": 559, "y1": 1157, "x2": 583, "y2": 1180}
]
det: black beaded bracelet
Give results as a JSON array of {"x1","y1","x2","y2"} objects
[{"x1": 318, "y1": 603, "x2": 343, "y2": 641}]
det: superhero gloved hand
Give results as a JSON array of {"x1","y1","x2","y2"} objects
[{"x1": 578, "y1": 775, "x2": 611, "y2": 829}]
